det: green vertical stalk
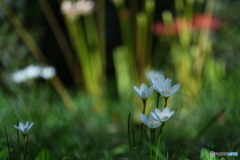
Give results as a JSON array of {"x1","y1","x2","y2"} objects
[
  {"x1": 4, "y1": 126, "x2": 11, "y2": 160},
  {"x1": 140, "y1": 98, "x2": 147, "y2": 152},
  {"x1": 136, "y1": 13, "x2": 147, "y2": 83},
  {"x1": 84, "y1": 14, "x2": 103, "y2": 96},
  {"x1": 144, "y1": 0, "x2": 155, "y2": 67},
  {"x1": 156, "y1": 122, "x2": 165, "y2": 159},
  {"x1": 95, "y1": 0, "x2": 106, "y2": 73},
  {"x1": 156, "y1": 92, "x2": 160, "y2": 108},
  {"x1": 156, "y1": 131, "x2": 162, "y2": 159},
  {"x1": 23, "y1": 135, "x2": 28, "y2": 160},
  {"x1": 17, "y1": 120, "x2": 21, "y2": 160},
  {"x1": 150, "y1": 129, "x2": 155, "y2": 159},
  {"x1": 37, "y1": 0, "x2": 79, "y2": 85},
  {"x1": 128, "y1": 113, "x2": 134, "y2": 159},
  {"x1": 164, "y1": 97, "x2": 168, "y2": 108},
  {"x1": 113, "y1": 47, "x2": 132, "y2": 98}
]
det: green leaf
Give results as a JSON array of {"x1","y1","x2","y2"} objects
[
  {"x1": 0, "y1": 149, "x2": 7, "y2": 160},
  {"x1": 35, "y1": 148, "x2": 54, "y2": 160},
  {"x1": 200, "y1": 148, "x2": 225, "y2": 160}
]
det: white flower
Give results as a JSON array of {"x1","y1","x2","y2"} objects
[
  {"x1": 14, "y1": 121, "x2": 34, "y2": 134},
  {"x1": 152, "y1": 77, "x2": 180, "y2": 97},
  {"x1": 40, "y1": 66, "x2": 56, "y2": 79},
  {"x1": 151, "y1": 75, "x2": 165, "y2": 90},
  {"x1": 133, "y1": 83, "x2": 153, "y2": 99},
  {"x1": 154, "y1": 107, "x2": 174, "y2": 122},
  {"x1": 140, "y1": 112, "x2": 161, "y2": 129},
  {"x1": 75, "y1": 0, "x2": 94, "y2": 15},
  {"x1": 159, "y1": 78, "x2": 180, "y2": 97}
]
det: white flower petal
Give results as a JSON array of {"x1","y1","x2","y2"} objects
[
  {"x1": 140, "y1": 113, "x2": 148, "y2": 124},
  {"x1": 133, "y1": 86, "x2": 141, "y2": 97},
  {"x1": 162, "y1": 107, "x2": 171, "y2": 115},
  {"x1": 170, "y1": 83, "x2": 180, "y2": 95},
  {"x1": 140, "y1": 83, "x2": 147, "y2": 91}
]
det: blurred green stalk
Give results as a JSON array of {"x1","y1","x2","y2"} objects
[
  {"x1": 37, "y1": 0, "x2": 80, "y2": 86},
  {"x1": 136, "y1": 12, "x2": 147, "y2": 83},
  {"x1": 113, "y1": 46, "x2": 131, "y2": 98}
]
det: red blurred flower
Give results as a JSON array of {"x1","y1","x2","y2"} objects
[
  {"x1": 192, "y1": 14, "x2": 220, "y2": 30},
  {"x1": 152, "y1": 14, "x2": 221, "y2": 37}
]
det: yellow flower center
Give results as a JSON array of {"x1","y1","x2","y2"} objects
[
  {"x1": 165, "y1": 90, "x2": 170, "y2": 94},
  {"x1": 150, "y1": 121, "x2": 157, "y2": 125}
]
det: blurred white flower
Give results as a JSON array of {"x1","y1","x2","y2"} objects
[
  {"x1": 61, "y1": 1, "x2": 74, "y2": 14},
  {"x1": 133, "y1": 83, "x2": 153, "y2": 99},
  {"x1": 61, "y1": 0, "x2": 94, "y2": 19},
  {"x1": 24, "y1": 65, "x2": 42, "y2": 79},
  {"x1": 75, "y1": 0, "x2": 94, "y2": 15},
  {"x1": 41, "y1": 66, "x2": 56, "y2": 79},
  {"x1": 11, "y1": 70, "x2": 28, "y2": 83},
  {"x1": 154, "y1": 107, "x2": 174, "y2": 122},
  {"x1": 14, "y1": 121, "x2": 34, "y2": 134},
  {"x1": 146, "y1": 70, "x2": 163, "y2": 82},
  {"x1": 11, "y1": 65, "x2": 56, "y2": 83},
  {"x1": 140, "y1": 112, "x2": 161, "y2": 129}
]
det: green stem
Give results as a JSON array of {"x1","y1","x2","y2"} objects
[
  {"x1": 17, "y1": 120, "x2": 21, "y2": 160},
  {"x1": 164, "y1": 97, "x2": 168, "y2": 108},
  {"x1": 156, "y1": 122, "x2": 165, "y2": 159},
  {"x1": 156, "y1": 132, "x2": 162, "y2": 159},
  {"x1": 156, "y1": 92, "x2": 160, "y2": 108},
  {"x1": 128, "y1": 113, "x2": 133, "y2": 159},
  {"x1": 150, "y1": 129, "x2": 155, "y2": 159},
  {"x1": 140, "y1": 99, "x2": 147, "y2": 152},
  {"x1": 4, "y1": 126, "x2": 11, "y2": 160},
  {"x1": 23, "y1": 135, "x2": 28, "y2": 160}
]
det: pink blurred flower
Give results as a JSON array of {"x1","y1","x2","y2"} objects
[{"x1": 152, "y1": 14, "x2": 221, "y2": 36}]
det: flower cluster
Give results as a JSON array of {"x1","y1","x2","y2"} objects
[
  {"x1": 134, "y1": 74, "x2": 180, "y2": 99},
  {"x1": 134, "y1": 74, "x2": 180, "y2": 128},
  {"x1": 140, "y1": 107, "x2": 174, "y2": 128}
]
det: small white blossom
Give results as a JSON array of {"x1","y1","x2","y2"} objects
[
  {"x1": 154, "y1": 107, "x2": 174, "y2": 122},
  {"x1": 140, "y1": 112, "x2": 161, "y2": 129},
  {"x1": 14, "y1": 121, "x2": 34, "y2": 134},
  {"x1": 152, "y1": 76, "x2": 180, "y2": 97},
  {"x1": 159, "y1": 78, "x2": 180, "y2": 97},
  {"x1": 133, "y1": 83, "x2": 153, "y2": 99}
]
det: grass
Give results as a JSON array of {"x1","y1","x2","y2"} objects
[{"x1": 0, "y1": 68, "x2": 239, "y2": 160}]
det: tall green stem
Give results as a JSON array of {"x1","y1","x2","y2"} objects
[
  {"x1": 4, "y1": 126, "x2": 11, "y2": 160},
  {"x1": 140, "y1": 99, "x2": 147, "y2": 152},
  {"x1": 23, "y1": 135, "x2": 28, "y2": 160},
  {"x1": 156, "y1": 92, "x2": 160, "y2": 108},
  {"x1": 17, "y1": 120, "x2": 21, "y2": 160},
  {"x1": 149, "y1": 129, "x2": 155, "y2": 159},
  {"x1": 156, "y1": 124, "x2": 164, "y2": 159},
  {"x1": 164, "y1": 97, "x2": 168, "y2": 108},
  {"x1": 128, "y1": 113, "x2": 134, "y2": 159}
]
